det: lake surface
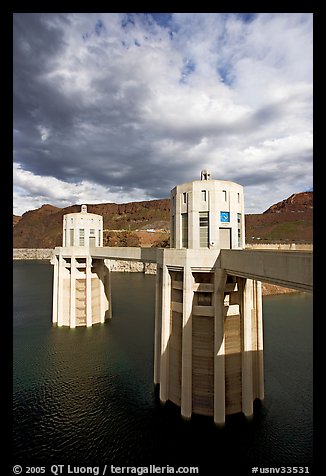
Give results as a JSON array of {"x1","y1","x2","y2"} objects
[{"x1": 13, "y1": 261, "x2": 313, "y2": 474}]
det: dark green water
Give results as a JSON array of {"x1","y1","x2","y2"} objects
[{"x1": 13, "y1": 261, "x2": 313, "y2": 474}]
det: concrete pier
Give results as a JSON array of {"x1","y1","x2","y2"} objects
[
  {"x1": 154, "y1": 249, "x2": 264, "y2": 422},
  {"x1": 51, "y1": 249, "x2": 111, "y2": 327}
]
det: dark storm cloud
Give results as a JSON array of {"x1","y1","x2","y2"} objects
[
  {"x1": 14, "y1": 13, "x2": 158, "y2": 187},
  {"x1": 13, "y1": 13, "x2": 313, "y2": 215}
]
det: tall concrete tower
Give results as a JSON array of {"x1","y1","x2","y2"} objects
[
  {"x1": 63, "y1": 204, "x2": 103, "y2": 248},
  {"x1": 51, "y1": 205, "x2": 111, "y2": 327},
  {"x1": 154, "y1": 172, "x2": 263, "y2": 423},
  {"x1": 170, "y1": 171, "x2": 245, "y2": 250}
]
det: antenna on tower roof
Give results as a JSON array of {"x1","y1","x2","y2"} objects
[{"x1": 200, "y1": 170, "x2": 211, "y2": 180}]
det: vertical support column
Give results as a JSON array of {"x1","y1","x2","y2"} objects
[
  {"x1": 104, "y1": 260, "x2": 112, "y2": 320},
  {"x1": 70, "y1": 256, "x2": 76, "y2": 328},
  {"x1": 241, "y1": 278, "x2": 254, "y2": 416},
  {"x1": 154, "y1": 266, "x2": 163, "y2": 385},
  {"x1": 57, "y1": 255, "x2": 64, "y2": 327},
  {"x1": 214, "y1": 269, "x2": 227, "y2": 424},
  {"x1": 86, "y1": 255, "x2": 92, "y2": 327},
  {"x1": 98, "y1": 261, "x2": 105, "y2": 323},
  {"x1": 52, "y1": 255, "x2": 58, "y2": 324},
  {"x1": 256, "y1": 280, "x2": 264, "y2": 400},
  {"x1": 159, "y1": 265, "x2": 171, "y2": 403},
  {"x1": 181, "y1": 265, "x2": 193, "y2": 419}
]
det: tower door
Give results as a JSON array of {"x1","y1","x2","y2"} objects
[{"x1": 219, "y1": 228, "x2": 231, "y2": 249}]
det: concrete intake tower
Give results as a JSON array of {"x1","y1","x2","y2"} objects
[
  {"x1": 153, "y1": 171, "x2": 264, "y2": 423},
  {"x1": 49, "y1": 171, "x2": 315, "y2": 423},
  {"x1": 51, "y1": 205, "x2": 112, "y2": 327}
]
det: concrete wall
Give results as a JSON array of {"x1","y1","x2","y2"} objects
[
  {"x1": 221, "y1": 249, "x2": 313, "y2": 293},
  {"x1": 246, "y1": 243, "x2": 313, "y2": 251}
]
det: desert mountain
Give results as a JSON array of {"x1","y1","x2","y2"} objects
[
  {"x1": 13, "y1": 215, "x2": 22, "y2": 227},
  {"x1": 13, "y1": 192, "x2": 312, "y2": 248},
  {"x1": 245, "y1": 191, "x2": 312, "y2": 243},
  {"x1": 263, "y1": 191, "x2": 313, "y2": 214},
  {"x1": 13, "y1": 199, "x2": 170, "y2": 248}
]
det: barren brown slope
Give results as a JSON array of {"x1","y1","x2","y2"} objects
[
  {"x1": 245, "y1": 192, "x2": 313, "y2": 243},
  {"x1": 13, "y1": 192, "x2": 313, "y2": 248},
  {"x1": 264, "y1": 191, "x2": 313, "y2": 213},
  {"x1": 13, "y1": 200, "x2": 170, "y2": 248},
  {"x1": 13, "y1": 215, "x2": 22, "y2": 227}
]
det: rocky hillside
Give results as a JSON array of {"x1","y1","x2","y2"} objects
[
  {"x1": 245, "y1": 192, "x2": 313, "y2": 243},
  {"x1": 13, "y1": 192, "x2": 313, "y2": 248},
  {"x1": 13, "y1": 200, "x2": 170, "y2": 248},
  {"x1": 263, "y1": 191, "x2": 312, "y2": 214},
  {"x1": 13, "y1": 215, "x2": 22, "y2": 227}
]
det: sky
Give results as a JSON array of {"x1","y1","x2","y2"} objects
[{"x1": 13, "y1": 12, "x2": 313, "y2": 215}]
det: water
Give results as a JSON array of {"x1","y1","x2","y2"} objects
[{"x1": 13, "y1": 261, "x2": 313, "y2": 474}]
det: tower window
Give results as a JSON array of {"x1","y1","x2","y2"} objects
[
  {"x1": 199, "y1": 211, "x2": 209, "y2": 248},
  {"x1": 197, "y1": 292, "x2": 212, "y2": 306},
  {"x1": 183, "y1": 192, "x2": 187, "y2": 204},
  {"x1": 223, "y1": 190, "x2": 227, "y2": 201},
  {"x1": 69, "y1": 229, "x2": 74, "y2": 246},
  {"x1": 237, "y1": 213, "x2": 242, "y2": 247},
  {"x1": 79, "y1": 229, "x2": 85, "y2": 246},
  {"x1": 171, "y1": 216, "x2": 175, "y2": 248},
  {"x1": 181, "y1": 213, "x2": 188, "y2": 248},
  {"x1": 201, "y1": 190, "x2": 207, "y2": 201}
]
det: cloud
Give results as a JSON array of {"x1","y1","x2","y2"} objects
[
  {"x1": 13, "y1": 13, "x2": 313, "y2": 215},
  {"x1": 13, "y1": 163, "x2": 150, "y2": 215}
]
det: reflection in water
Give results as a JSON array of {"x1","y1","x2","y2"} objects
[{"x1": 13, "y1": 262, "x2": 313, "y2": 472}]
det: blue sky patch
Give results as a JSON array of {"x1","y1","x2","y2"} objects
[
  {"x1": 121, "y1": 13, "x2": 135, "y2": 29},
  {"x1": 217, "y1": 64, "x2": 235, "y2": 86},
  {"x1": 95, "y1": 19, "x2": 104, "y2": 36},
  {"x1": 235, "y1": 13, "x2": 257, "y2": 23},
  {"x1": 150, "y1": 13, "x2": 172, "y2": 28},
  {"x1": 147, "y1": 13, "x2": 177, "y2": 40},
  {"x1": 180, "y1": 58, "x2": 196, "y2": 83}
]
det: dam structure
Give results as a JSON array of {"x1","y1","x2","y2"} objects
[
  {"x1": 51, "y1": 205, "x2": 112, "y2": 327},
  {"x1": 154, "y1": 171, "x2": 262, "y2": 422},
  {"x1": 51, "y1": 172, "x2": 312, "y2": 424}
]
